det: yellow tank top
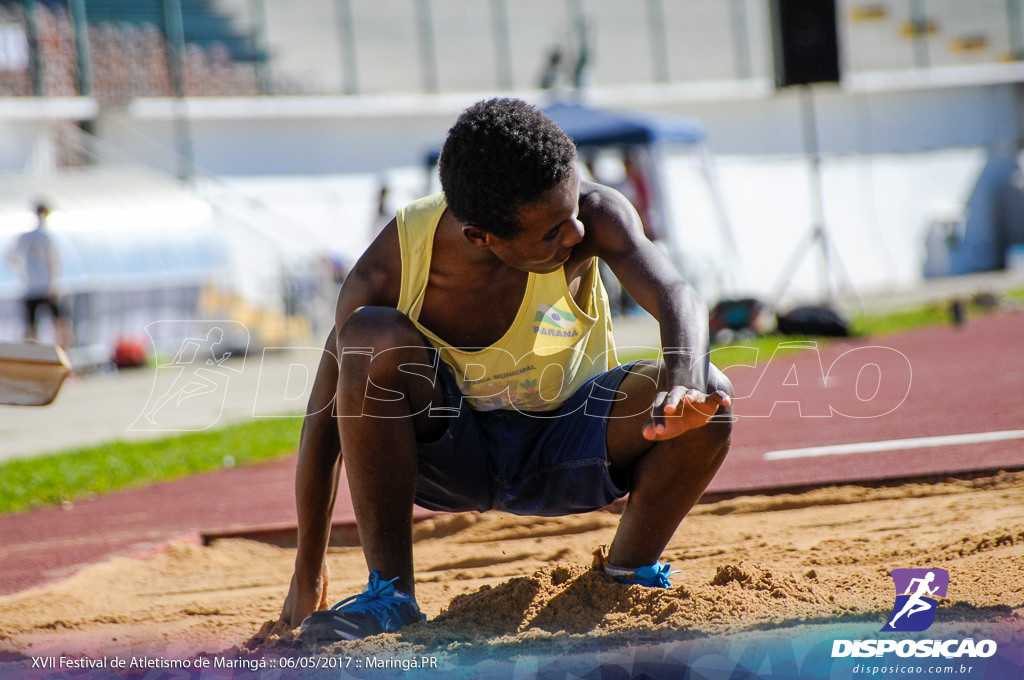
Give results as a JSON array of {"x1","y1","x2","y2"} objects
[{"x1": 396, "y1": 193, "x2": 619, "y2": 412}]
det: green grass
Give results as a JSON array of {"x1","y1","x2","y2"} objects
[
  {"x1": 0, "y1": 416, "x2": 303, "y2": 516},
  {"x1": 850, "y1": 302, "x2": 960, "y2": 337},
  {"x1": 852, "y1": 286, "x2": 1022, "y2": 336}
]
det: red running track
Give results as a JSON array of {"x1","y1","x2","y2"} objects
[
  {"x1": 0, "y1": 310, "x2": 1021, "y2": 596},
  {"x1": 713, "y1": 309, "x2": 1024, "y2": 494}
]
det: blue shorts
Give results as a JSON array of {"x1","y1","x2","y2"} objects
[{"x1": 413, "y1": 355, "x2": 638, "y2": 517}]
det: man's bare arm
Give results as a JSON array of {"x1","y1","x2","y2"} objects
[
  {"x1": 578, "y1": 183, "x2": 728, "y2": 439},
  {"x1": 280, "y1": 220, "x2": 402, "y2": 627}
]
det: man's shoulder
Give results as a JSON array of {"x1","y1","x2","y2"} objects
[
  {"x1": 578, "y1": 181, "x2": 645, "y2": 255},
  {"x1": 579, "y1": 181, "x2": 634, "y2": 223},
  {"x1": 579, "y1": 179, "x2": 614, "y2": 204},
  {"x1": 343, "y1": 220, "x2": 402, "y2": 308},
  {"x1": 17, "y1": 229, "x2": 48, "y2": 247}
]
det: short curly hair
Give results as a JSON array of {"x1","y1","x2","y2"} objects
[{"x1": 439, "y1": 98, "x2": 577, "y2": 239}]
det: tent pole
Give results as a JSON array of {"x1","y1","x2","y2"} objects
[
  {"x1": 698, "y1": 141, "x2": 742, "y2": 294},
  {"x1": 648, "y1": 141, "x2": 688, "y2": 281},
  {"x1": 771, "y1": 86, "x2": 859, "y2": 307}
]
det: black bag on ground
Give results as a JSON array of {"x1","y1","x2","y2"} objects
[{"x1": 776, "y1": 304, "x2": 850, "y2": 337}]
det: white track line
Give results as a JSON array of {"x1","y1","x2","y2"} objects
[{"x1": 763, "y1": 429, "x2": 1024, "y2": 461}]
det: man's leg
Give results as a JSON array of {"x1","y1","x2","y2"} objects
[
  {"x1": 604, "y1": 360, "x2": 733, "y2": 571},
  {"x1": 51, "y1": 298, "x2": 73, "y2": 350},
  {"x1": 281, "y1": 308, "x2": 445, "y2": 627},
  {"x1": 23, "y1": 298, "x2": 38, "y2": 342},
  {"x1": 334, "y1": 307, "x2": 447, "y2": 599}
]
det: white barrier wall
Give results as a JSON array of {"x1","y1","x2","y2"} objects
[{"x1": 78, "y1": 64, "x2": 1024, "y2": 178}]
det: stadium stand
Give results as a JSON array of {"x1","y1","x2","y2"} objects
[{"x1": 0, "y1": 0, "x2": 1018, "y2": 100}]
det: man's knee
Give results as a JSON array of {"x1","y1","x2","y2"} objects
[
  {"x1": 704, "y1": 366, "x2": 734, "y2": 459},
  {"x1": 708, "y1": 363, "x2": 734, "y2": 399},
  {"x1": 336, "y1": 307, "x2": 436, "y2": 395},
  {"x1": 337, "y1": 306, "x2": 421, "y2": 352}
]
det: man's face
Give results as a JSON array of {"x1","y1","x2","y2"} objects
[{"x1": 489, "y1": 169, "x2": 584, "y2": 274}]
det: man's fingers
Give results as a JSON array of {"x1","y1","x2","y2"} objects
[
  {"x1": 645, "y1": 387, "x2": 694, "y2": 439},
  {"x1": 691, "y1": 389, "x2": 732, "y2": 411},
  {"x1": 643, "y1": 386, "x2": 733, "y2": 440},
  {"x1": 646, "y1": 391, "x2": 668, "y2": 437},
  {"x1": 654, "y1": 387, "x2": 690, "y2": 414}
]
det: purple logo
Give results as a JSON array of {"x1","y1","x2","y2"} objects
[{"x1": 882, "y1": 568, "x2": 949, "y2": 632}]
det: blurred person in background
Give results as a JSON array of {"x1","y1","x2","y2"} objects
[
  {"x1": 6, "y1": 201, "x2": 73, "y2": 349},
  {"x1": 622, "y1": 148, "x2": 662, "y2": 243},
  {"x1": 372, "y1": 180, "x2": 394, "y2": 239}
]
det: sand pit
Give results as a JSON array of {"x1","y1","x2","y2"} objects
[{"x1": 1, "y1": 471, "x2": 1022, "y2": 670}]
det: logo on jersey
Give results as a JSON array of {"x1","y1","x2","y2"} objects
[{"x1": 534, "y1": 304, "x2": 578, "y2": 337}]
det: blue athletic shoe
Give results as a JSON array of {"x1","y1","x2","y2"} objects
[
  {"x1": 299, "y1": 571, "x2": 425, "y2": 642},
  {"x1": 609, "y1": 562, "x2": 681, "y2": 589}
]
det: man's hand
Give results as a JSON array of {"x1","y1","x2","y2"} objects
[
  {"x1": 642, "y1": 388, "x2": 731, "y2": 441},
  {"x1": 279, "y1": 561, "x2": 330, "y2": 628}
]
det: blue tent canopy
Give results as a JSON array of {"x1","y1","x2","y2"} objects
[
  {"x1": 425, "y1": 101, "x2": 707, "y2": 165},
  {"x1": 541, "y1": 101, "x2": 706, "y2": 148}
]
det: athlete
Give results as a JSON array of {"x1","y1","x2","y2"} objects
[{"x1": 279, "y1": 98, "x2": 734, "y2": 641}]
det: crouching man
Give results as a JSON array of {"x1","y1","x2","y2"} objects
[{"x1": 280, "y1": 98, "x2": 733, "y2": 641}]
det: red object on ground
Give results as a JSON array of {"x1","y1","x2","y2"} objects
[{"x1": 112, "y1": 336, "x2": 148, "y2": 368}]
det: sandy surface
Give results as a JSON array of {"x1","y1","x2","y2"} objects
[{"x1": 1, "y1": 471, "x2": 1022, "y2": 667}]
